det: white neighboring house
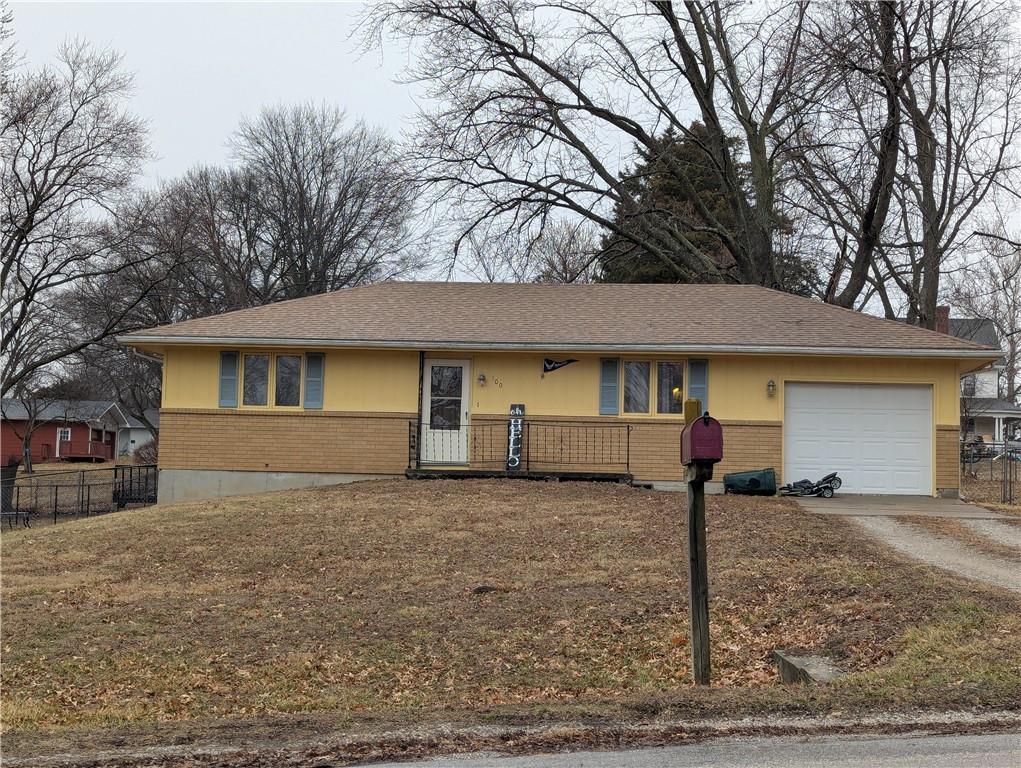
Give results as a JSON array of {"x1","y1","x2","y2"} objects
[
  {"x1": 953, "y1": 318, "x2": 1020, "y2": 443},
  {"x1": 117, "y1": 408, "x2": 159, "y2": 458}
]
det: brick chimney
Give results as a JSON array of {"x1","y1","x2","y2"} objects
[{"x1": 935, "y1": 305, "x2": 950, "y2": 334}]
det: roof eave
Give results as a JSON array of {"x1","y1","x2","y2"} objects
[{"x1": 117, "y1": 334, "x2": 998, "y2": 360}]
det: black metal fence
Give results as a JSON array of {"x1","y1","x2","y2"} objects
[
  {"x1": 960, "y1": 442, "x2": 1019, "y2": 505},
  {"x1": 408, "y1": 420, "x2": 632, "y2": 475},
  {"x1": 1, "y1": 464, "x2": 158, "y2": 529}
]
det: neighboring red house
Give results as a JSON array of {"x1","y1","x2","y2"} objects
[{"x1": 1, "y1": 399, "x2": 129, "y2": 464}]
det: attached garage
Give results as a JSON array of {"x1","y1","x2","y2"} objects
[{"x1": 784, "y1": 383, "x2": 933, "y2": 495}]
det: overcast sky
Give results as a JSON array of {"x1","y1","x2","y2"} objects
[
  {"x1": 10, "y1": 1, "x2": 1019, "y2": 245},
  {"x1": 10, "y1": 1, "x2": 417, "y2": 183}
]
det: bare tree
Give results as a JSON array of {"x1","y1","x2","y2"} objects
[
  {"x1": 68, "y1": 104, "x2": 424, "y2": 423},
  {"x1": 1, "y1": 40, "x2": 157, "y2": 396},
  {"x1": 788, "y1": 1, "x2": 906, "y2": 310},
  {"x1": 790, "y1": 0, "x2": 1021, "y2": 324},
  {"x1": 64, "y1": 341, "x2": 161, "y2": 440},
  {"x1": 891, "y1": 1, "x2": 1021, "y2": 328},
  {"x1": 230, "y1": 103, "x2": 423, "y2": 296},
  {"x1": 364, "y1": 0, "x2": 823, "y2": 287},
  {"x1": 953, "y1": 218, "x2": 1021, "y2": 403},
  {"x1": 460, "y1": 219, "x2": 600, "y2": 283},
  {"x1": 0, "y1": 1, "x2": 16, "y2": 91}
]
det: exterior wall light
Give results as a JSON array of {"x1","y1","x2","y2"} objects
[
  {"x1": 767, "y1": 379, "x2": 777, "y2": 396},
  {"x1": 477, "y1": 373, "x2": 487, "y2": 386}
]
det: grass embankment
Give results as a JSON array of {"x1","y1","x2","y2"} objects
[{"x1": 2, "y1": 480, "x2": 1019, "y2": 751}]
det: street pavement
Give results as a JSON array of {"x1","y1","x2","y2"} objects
[{"x1": 369, "y1": 731, "x2": 1021, "y2": 768}]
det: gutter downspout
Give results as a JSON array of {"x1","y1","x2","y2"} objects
[{"x1": 129, "y1": 348, "x2": 164, "y2": 364}]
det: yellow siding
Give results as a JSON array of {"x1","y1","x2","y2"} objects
[
  {"x1": 710, "y1": 355, "x2": 960, "y2": 425},
  {"x1": 321, "y1": 350, "x2": 419, "y2": 412},
  {"x1": 162, "y1": 346, "x2": 420, "y2": 413},
  {"x1": 163, "y1": 347, "x2": 220, "y2": 409},
  {"x1": 470, "y1": 353, "x2": 612, "y2": 417},
  {"x1": 162, "y1": 347, "x2": 961, "y2": 426}
]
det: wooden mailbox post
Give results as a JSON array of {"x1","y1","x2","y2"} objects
[{"x1": 680, "y1": 399, "x2": 723, "y2": 685}]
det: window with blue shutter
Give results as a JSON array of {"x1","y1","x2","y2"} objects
[
  {"x1": 688, "y1": 358, "x2": 708, "y2": 413},
  {"x1": 599, "y1": 358, "x2": 619, "y2": 415},
  {"x1": 303, "y1": 353, "x2": 324, "y2": 409},
  {"x1": 218, "y1": 351, "x2": 238, "y2": 407}
]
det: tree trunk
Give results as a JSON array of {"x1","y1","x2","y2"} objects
[{"x1": 829, "y1": 1, "x2": 901, "y2": 309}]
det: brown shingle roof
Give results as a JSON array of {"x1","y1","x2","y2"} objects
[{"x1": 119, "y1": 282, "x2": 997, "y2": 357}]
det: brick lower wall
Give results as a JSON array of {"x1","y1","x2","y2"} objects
[
  {"x1": 935, "y1": 424, "x2": 960, "y2": 492},
  {"x1": 161, "y1": 409, "x2": 957, "y2": 493},
  {"x1": 159, "y1": 409, "x2": 415, "y2": 474}
]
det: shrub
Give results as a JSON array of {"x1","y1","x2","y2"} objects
[{"x1": 133, "y1": 439, "x2": 158, "y2": 465}]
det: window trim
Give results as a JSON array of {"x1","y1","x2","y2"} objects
[
  {"x1": 599, "y1": 357, "x2": 691, "y2": 418},
  {"x1": 220, "y1": 350, "x2": 326, "y2": 411}
]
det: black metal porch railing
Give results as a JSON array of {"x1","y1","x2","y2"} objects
[{"x1": 408, "y1": 420, "x2": 632, "y2": 475}]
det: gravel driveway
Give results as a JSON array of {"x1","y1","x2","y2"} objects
[
  {"x1": 961, "y1": 518, "x2": 1021, "y2": 549},
  {"x1": 797, "y1": 496, "x2": 1021, "y2": 593},
  {"x1": 850, "y1": 516, "x2": 1021, "y2": 593}
]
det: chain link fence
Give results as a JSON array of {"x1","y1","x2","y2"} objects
[
  {"x1": 1, "y1": 465, "x2": 158, "y2": 529},
  {"x1": 960, "y1": 442, "x2": 1019, "y2": 505}
]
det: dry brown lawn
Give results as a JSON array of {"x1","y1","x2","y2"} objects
[{"x1": 2, "y1": 479, "x2": 1020, "y2": 754}]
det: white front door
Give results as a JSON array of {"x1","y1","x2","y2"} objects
[
  {"x1": 56, "y1": 427, "x2": 71, "y2": 457},
  {"x1": 421, "y1": 359, "x2": 471, "y2": 464},
  {"x1": 784, "y1": 383, "x2": 933, "y2": 495}
]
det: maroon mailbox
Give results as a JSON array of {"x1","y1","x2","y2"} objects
[{"x1": 681, "y1": 412, "x2": 723, "y2": 466}]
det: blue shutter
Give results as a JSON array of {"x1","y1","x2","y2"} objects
[
  {"x1": 303, "y1": 353, "x2": 324, "y2": 409},
  {"x1": 688, "y1": 358, "x2": 708, "y2": 414},
  {"x1": 599, "y1": 358, "x2": 619, "y2": 415},
  {"x1": 219, "y1": 352, "x2": 238, "y2": 407}
]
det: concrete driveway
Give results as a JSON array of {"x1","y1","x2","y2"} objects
[
  {"x1": 796, "y1": 494, "x2": 1007, "y2": 518},
  {"x1": 796, "y1": 495, "x2": 1021, "y2": 593}
]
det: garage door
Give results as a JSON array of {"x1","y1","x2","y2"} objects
[{"x1": 784, "y1": 383, "x2": 932, "y2": 495}]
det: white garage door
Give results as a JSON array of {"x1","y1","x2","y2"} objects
[{"x1": 784, "y1": 383, "x2": 932, "y2": 495}]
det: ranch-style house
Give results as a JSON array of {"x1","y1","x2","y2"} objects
[{"x1": 118, "y1": 283, "x2": 1000, "y2": 503}]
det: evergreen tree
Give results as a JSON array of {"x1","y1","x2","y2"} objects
[{"x1": 598, "y1": 123, "x2": 816, "y2": 295}]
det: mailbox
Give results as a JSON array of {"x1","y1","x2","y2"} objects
[{"x1": 681, "y1": 412, "x2": 723, "y2": 466}]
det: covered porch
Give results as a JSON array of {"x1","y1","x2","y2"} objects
[
  {"x1": 406, "y1": 418, "x2": 635, "y2": 482},
  {"x1": 964, "y1": 398, "x2": 1021, "y2": 443},
  {"x1": 58, "y1": 433, "x2": 116, "y2": 462}
]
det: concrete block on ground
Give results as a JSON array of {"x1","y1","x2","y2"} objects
[{"x1": 773, "y1": 650, "x2": 844, "y2": 684}]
